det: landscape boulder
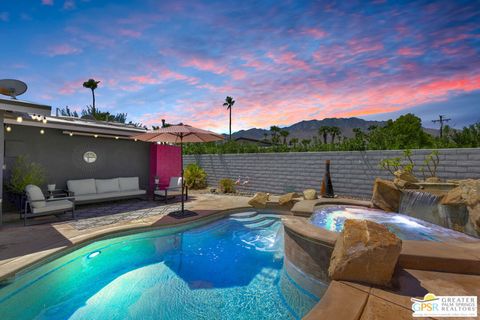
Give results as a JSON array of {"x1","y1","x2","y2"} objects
[
  {"x1": 441, "y1": 179, "x2": 480, "y2": 234},
  {"x1": 303, "y1": 189, "x2": 318, "y2": 200},
  {"x1": 394, "y1": 170, "x2": 418, "y2": 183},
  {"x1": 248, "y1": 192, "x2": 269, "y2": 208},
  {"x1": 278, "y1": 192, "x2": 298, "y2": 206},
  {"x1": 425, "y1": 176, "x2": 442, "y2": 183},
  {"x1": 371, "y1": 178, "x2": 401, "y2": 212},
  {"x1": 328, "y1": 219, "x2": 402, "y2": 286}
]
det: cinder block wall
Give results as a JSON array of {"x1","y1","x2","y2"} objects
[{"x1": 184, "y1": 148, "x2": 480, "y2": 199}]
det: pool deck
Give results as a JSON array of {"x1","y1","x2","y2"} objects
[{"x1": 1, "y1": 192, "x2": 479, "y2": 320}]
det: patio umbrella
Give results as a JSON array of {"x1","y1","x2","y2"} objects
[{"x1": 133, "y1": 124, "x2": 224, "y2": 215}]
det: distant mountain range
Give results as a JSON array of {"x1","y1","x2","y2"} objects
[{"x1": 229, "y1": 117, "x2": 438, "y2": 141}]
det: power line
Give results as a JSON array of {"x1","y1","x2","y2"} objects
[{"x1": 432, "y1": 115, "x2": 451, "y2": 138}]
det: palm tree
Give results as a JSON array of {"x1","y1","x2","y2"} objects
[
  {"x1": 318, "y1": 126, "x2": 330, "y2": 144},
  {"x1": 280, "y1": 130, "x2": 289, "y2": 145},
  {"x1": 301, "y1": 139, "x2": 311, "y2": 148},
  {"x1": 330, "y1": 126, "x2": 341, "y2": 144},
  {"x1": 270, "y1": 126, "x2": 281, "y2": 144},
  {"x1": 223, "y1": 96, "x2": 235, "y2": 140},
  {"x1": 83, "y1": 79, "x2": 100, "y2": 110},
  {"x1": 289, "y1": 138, "x2": 299, "y2": 147}
]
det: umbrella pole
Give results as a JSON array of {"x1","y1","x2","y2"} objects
[{"x1": 180, "y1": 136, "x2": 184, "y2": 213}]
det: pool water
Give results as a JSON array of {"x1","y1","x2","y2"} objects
[
  {"x1": 311, "y1": 205, "x2": 477, "y2": 242},
  {"x1": 0, "y1": 213, "x2": 321, "y2": 320}
]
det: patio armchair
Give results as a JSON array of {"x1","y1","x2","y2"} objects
[
  {"x1": 154, "y1": 177, "x2": 188, "y2": 204},
  {"x1": 23, "y1": 184, "x2": 76, "y2": 226}
]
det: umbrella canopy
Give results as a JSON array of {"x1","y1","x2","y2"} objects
[
  {"x1": 133, "y1": 124, "x2": 223, "y2": 216},
  {"x1": 133, "y1": 124, "x2": 224, "y2": 143}
]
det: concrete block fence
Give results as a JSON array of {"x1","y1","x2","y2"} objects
[{"x1": 184, "y1": 148, "x2": 480, "y2": 199}]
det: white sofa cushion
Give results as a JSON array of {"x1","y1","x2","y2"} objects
[
  {"x1": 68, "y1": 179, "x2": 97, "y2": 196},
  {"x1": 95, "y1": 178, "x2": 120, "y2": 194},
  {"x1": 119, "y1": 177, "x2": 139, "y2": 191},
  {"x1": 25, "y1": 184, "x2": 46, "y2": 208},
  {"x1": 74, "y1": 190, "x2": 146, "y2": 202},
  {"x1": 32, "y1": 200, "x2": 73, "y2": 214}
]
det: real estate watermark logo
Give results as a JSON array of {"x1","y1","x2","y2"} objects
[{"x1": 411, "y1": 293, "x2": 477, "y2": 317}]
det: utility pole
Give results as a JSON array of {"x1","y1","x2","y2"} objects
[{"x1": 432, "y1": 115, "x2": 451, "y2": 138}]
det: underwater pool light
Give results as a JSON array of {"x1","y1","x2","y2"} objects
[{"x1": 87, "y1": 251, "x2": 101, "y2": 259}]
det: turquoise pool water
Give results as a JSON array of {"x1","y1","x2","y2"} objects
[
  {"x1": 311, "y1": 205, "x2": 476, "y2": 242},
  {"x1": 0, "y1": 212, "x2": 322, "y2": 320}
]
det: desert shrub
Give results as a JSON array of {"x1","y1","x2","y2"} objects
[
  {"x1": 219, "y1": 178, "x2": 235, "y2": 193},
  {"x1": 9, "y1": 155, "x2": 46, "y2": 193},
  {"x1": 184, "y1": 164, "x2": 207, "y2": 189}
]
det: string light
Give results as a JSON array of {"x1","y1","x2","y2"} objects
[
  {"x1": 134, "y1": 138, "x2": 138, "y2": 142},
  {"x1": 69, "y1": 132, "x2": 73, "y2": 136},
  {"x1": 16, "y1": 116, "x2": 23, "y2": 123},
  {"x1": 40, "y1": 129, "x2": 45, "y2": 135},
  {"x1": 42, "y1": 117, "x2": 47, "y2": 124},
  {"x1": 115, "y1": 136, "x2": 119, "y2": 140},
  {"x1": 6, "y1": 126, "x2": 11, "y2": 132},
  {"x1": 94, "y1": 134, "x2": 98, "y2": 138}
]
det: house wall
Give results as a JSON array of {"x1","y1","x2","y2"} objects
[
  {"x1": 149, "y1": 144, "x2": 181, "y2": 192},
  {"x1": 184, "y1": 148, "x2": 480, "y2": 199},
  {"x1": 3, "y1": 125, "x2": 150, "y2": 195}
]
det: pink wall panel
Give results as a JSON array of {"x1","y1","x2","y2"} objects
[{"x1": 149, "y1": 144, "x2": 182, "y2": 193}]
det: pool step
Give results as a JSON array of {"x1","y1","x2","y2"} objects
[
  {"x1": 229, "y1": 211, "x2": 258, "y2": 219},
  {"x1": 184, "y1": 219, "x2": 232, "y2": 236},
  {"x1": 243, "y1": 218, "x2": 279, "y2": 229}
]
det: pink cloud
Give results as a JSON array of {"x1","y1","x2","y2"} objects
[
  {"x1": 41, "y1": 0, "x2": 54, "y2": 5},
  {"x1": 231, "y1": 70, "x2": 247, "y2": 80},
  {"x1": 267, "y1": 51, "x2": 309, "y2": 71},
  {"x1": 397, "y1": 47, "x2": 423, "y2": 56},
  {"x1": 301, "y1": 28, "x2": 327, "y2": 39},
  {"x1": 365, "y1": 57, "x2": 389, "y2": 68},
  {"x1": 129, "y1": 68, "x2": 199, "y2": 86},
  {"x1": 45, "y1": 44, "x2": 82, "y2": 56},
  {"x1": 118, "y1": 29, "x2": 142, "y2": 38},
  {"x1": 59, "y1": 80, "x2": 82, "y2": 95},
  {"x1": 183, "y1": 57, "x2": 227, "y2": 74}
]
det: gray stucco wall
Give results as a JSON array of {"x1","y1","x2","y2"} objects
[
  {"x1": 4, "y1": 125, "x2": 150, "y2": 193},
  {"x1": 184, "y1": 148, "x2": 480, "y2": 199}
]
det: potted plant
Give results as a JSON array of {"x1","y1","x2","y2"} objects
[{"x1": 7, "y1": 155, "x2": 46, "y2": 210}]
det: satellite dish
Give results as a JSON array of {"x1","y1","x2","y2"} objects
[{"x1": 0, "y1": 79, "x2": 28, "y2": 99}]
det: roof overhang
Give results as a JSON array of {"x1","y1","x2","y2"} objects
[
  {"x1": 0, "y1": 98, "x2": 51, "y2": 116},
  {"x1": 4, "y1": 113, "x2": 147, "y2": 137}
]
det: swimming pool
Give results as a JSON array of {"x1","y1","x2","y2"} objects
[
  {"x1": 310, "y1": 205, "x2": 477, "y2": 242},
  {"x1": 0, "y1": 212, "x2": 322, "y2": 319}
]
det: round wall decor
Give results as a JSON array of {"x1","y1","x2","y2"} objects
[{"x1": 83, "y1": 151, "x2": 97, "y2": 163}]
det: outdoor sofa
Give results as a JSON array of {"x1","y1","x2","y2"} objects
[
  {"x1": 67, "y1": 177, "x2": 147, "y2": 204},
  {"x1": 24, "y1": 184, "x2": 75, "y2": 226}
]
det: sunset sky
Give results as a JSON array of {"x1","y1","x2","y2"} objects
[{"x1": 1, "y1": 0, "x2": 479, "y2": 132}]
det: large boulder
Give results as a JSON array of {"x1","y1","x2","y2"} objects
[
  {"x1": 328, "y1": 219, "x2": 402, "y2": 286},
  {"x1": 440, "y1": 186, "x2": 463, "y2": 205},
  {"x1": 278, "y1": 192, "x2": 298, "y2": 206},
  {"x1": 394, "y1": 170, "x2": 418, "y2": 183},
  {"x1": 248, "y1": 192, "x2": 269, "y2": 208},
  {"x1": 441, "y1": 180, "x2": 480, "y2": 234},
  {"x1": 371, "y1": 178, "x2": 401, "y2": 212},
  {"x1": 393, "y1": 170, "x2": 419, "y2": 189},
  {"x1": 303, "y1": 189, "x2": 318, "y2": 200}
]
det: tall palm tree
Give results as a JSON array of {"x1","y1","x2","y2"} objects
[
  {"x1": 223, "y1": 96, "x2": 235, "y2": 140},
  {"x1": 318, "y1": 126, "x2": 330, "y2": 144},
  {"x1": 270, "y1": 125, "x2": 281, "y2": 144},
  {"x1": 83, "y1": 79, "x2": 100, "y2": 110},
  {"x1": 330, "y1": 126, "x2": 341, "y2": 144},
  {"x1": 279, "y1": 130, "x2": 290, "y2": 145}
]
